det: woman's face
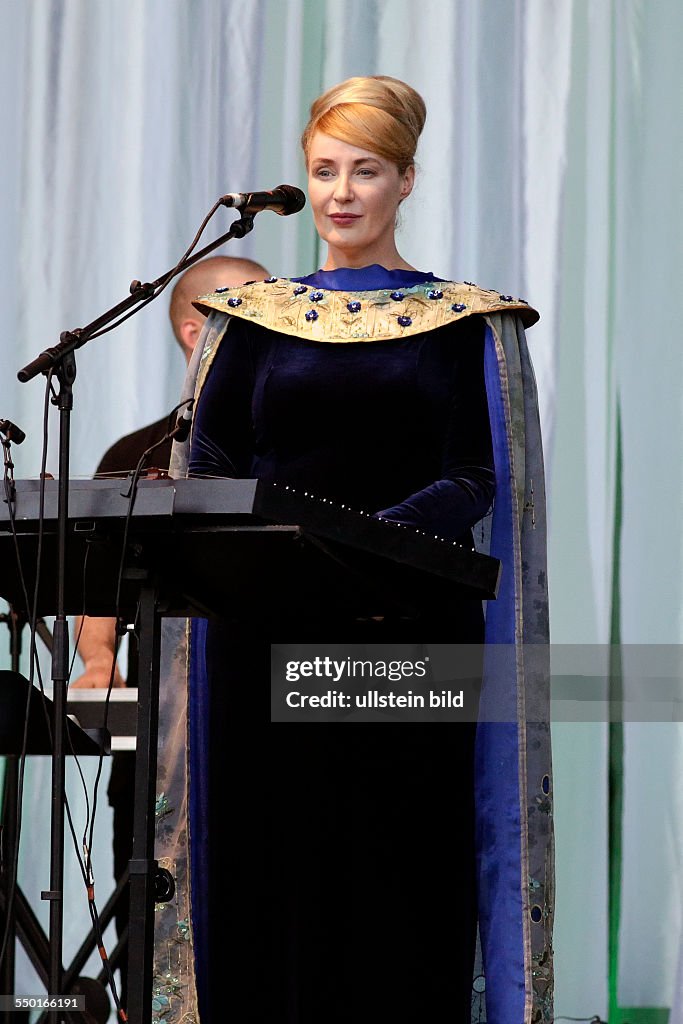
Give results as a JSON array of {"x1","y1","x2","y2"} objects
[{"x1": 307, "y1": 131, "x2": 414, "y2": 270}]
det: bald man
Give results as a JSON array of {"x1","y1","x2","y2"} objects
[
  {"x1": 71, "y1": 254, "x2": 269, "y2": 1004},
  {"x1": 85, "y1": 254, "x2": 269, "y2": 482}
]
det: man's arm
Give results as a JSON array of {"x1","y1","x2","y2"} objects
[{"x1": 71, "y1": 615, "x2": 125, "y2": 688}]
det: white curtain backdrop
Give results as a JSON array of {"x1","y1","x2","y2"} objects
[{"x1": 1, "y1": 1, "x2": 681, "y2": 1020}]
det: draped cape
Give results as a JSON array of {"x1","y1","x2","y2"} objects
[{"x1": 152, "y1": 266, "x2": 554, "y2": 1024}]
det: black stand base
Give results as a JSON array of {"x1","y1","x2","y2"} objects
[{"x1": 0, "y1": 672, "x2": 113, "y2": 1024}]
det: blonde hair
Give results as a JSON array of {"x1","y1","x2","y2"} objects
[{"x1": 301, "y1": 75, "x2": 426, "y2": 174}]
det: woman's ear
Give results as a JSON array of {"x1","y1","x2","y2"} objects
[{"x1": 400, "y1": 164, "x2": 415, "y2": 201}]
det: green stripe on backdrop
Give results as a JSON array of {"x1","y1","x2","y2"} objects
[
  {"x1": 607, "y1": 401, "x2": 624, "y2": 1021},
  {"x1": 606, "y1": 0, "x2": 624, "y2": 1004},
  {"x1": 607, "y1": 408, "x2": 669, "y2": 1024},
  {"x1": 610, "y1": 1012, "x2": 669, "y2": 1024}
]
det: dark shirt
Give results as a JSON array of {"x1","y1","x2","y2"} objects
[{"x1": 96, "y1": 411, "x2": 176, "y2": 480}]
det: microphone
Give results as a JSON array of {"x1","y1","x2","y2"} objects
[
  {"x1": 0, "y1": 419, "x2": 26, "y2": 444},
  {"x1": 219, "y1": 184, "x2": 306, "y2": 217},
  {"x1": 171, "y1": 401, "x2": 194, "y2": 443}
]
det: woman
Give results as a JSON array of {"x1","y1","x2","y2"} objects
[{"x1": 160, "y1": 76, "x2": 553, "y2": 1024}]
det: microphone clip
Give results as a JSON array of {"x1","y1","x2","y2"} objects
[{"x1": 170, "y1": 400, "x2": 195, "y2": 443}]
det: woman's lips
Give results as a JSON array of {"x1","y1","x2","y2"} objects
[{"x1": 329, "y1": 214, "x2": 361, "y2": 224}]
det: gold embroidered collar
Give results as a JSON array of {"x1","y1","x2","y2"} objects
[{"x1": 192, "y1": 277, "x2": 539, "y2": 343}]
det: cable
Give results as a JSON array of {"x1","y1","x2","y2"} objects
[
  {"x1": 0, "y1": 375, "x2": 125, "y2": 1018},
  {"x1": 86, "y1": 198, "x2": 230, "y2": 342}
]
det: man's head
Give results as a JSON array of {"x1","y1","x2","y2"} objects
[{"x1": 169, "y1": 255, "x2": 269, "y2": 362}]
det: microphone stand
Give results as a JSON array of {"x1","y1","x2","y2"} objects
[{"x1": 16, "y1": 209, "x2": 255, "y2": 1023}]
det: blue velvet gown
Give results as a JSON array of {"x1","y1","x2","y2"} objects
[{"x1": 188, "y1": 266, "x2": 496, "y2": 1023}]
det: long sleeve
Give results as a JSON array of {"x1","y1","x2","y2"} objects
[{"x1": 373, "y1": 317, "x2": 495, "y2": 540}]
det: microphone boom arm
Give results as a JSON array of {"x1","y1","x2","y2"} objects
[{"x1": 17, "y1": 211, "x2": 255, "y2": 384}]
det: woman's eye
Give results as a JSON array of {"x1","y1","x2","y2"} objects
[
  {"x1": 357, "y1": 168, "x2": 376, "y2": 177},
  {"x1": 316, "y1": 168, "x2": 333, "y2": 178}
]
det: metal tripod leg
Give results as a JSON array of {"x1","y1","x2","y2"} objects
[{"x1": 125, "y1": 582, "x2": 161, "y2": 1024}]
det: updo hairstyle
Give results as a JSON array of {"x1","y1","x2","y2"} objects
[{"x1": 301, "y1": 75, "x2": 426, "y2": 175}]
